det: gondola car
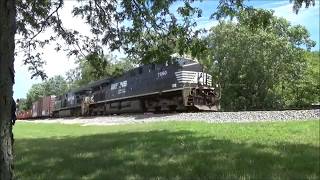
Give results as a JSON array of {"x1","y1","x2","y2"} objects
[{"x1": 52, "y1": 58, "x2": 220, "y2": 117}]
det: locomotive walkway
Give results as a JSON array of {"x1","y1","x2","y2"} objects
[{"x1": 22, "y1": 109, "x2": 319, "y2": 126}]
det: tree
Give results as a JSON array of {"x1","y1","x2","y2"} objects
[
  {"x1": 66, "y1": 54, "x2": 135, "y2": 88},
  {"x1": 0, "y1": 0, "x2": 316, "y2": 178},
  {"x1": 25, "y1": 83, "x2": 44, "y2": 110},
  {"x1": 43, "y1": 75, "x2": 68, "y2": 96},
  {"x1": 25, "y1": 75, "x2": 68, "y2": 110},
  {"x1": 202, "y1": 9, "x2": 315, "y2": 110},
  {"x1": 16, "y1": 98, "x2": 28, "y2": 112},
  {"x1": 0, "y1": 0, "x2": 15, "y2": 178},
  {"x1": 282, "y1": 51, "x2": 320, "y2": 107},
  {"x1": 212, "y1": 0, "x2": 316, "y2": 19}
]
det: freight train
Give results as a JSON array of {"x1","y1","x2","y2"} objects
[{"x1": 17, "y1": 58, "x2": 220, "y2": 119}]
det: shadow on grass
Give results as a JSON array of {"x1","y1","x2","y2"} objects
[{"x1": 15, "y1": 130, "x2": 319, "y2": 180}]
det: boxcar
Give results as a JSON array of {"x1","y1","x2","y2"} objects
[{"x1": 31, "y1": 95, "x2": 55, "y2": 118}]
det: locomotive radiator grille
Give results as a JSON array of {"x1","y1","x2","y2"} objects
[{"x1": 175, "y1": 71, "x2": 212, "y2": 86}]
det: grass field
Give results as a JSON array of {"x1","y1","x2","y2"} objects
[{"x1": 14, "y1": 120, "x2": 319, "y2": 180}]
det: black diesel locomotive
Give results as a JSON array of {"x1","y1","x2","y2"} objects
[{"x1": 53, "y1": 58, "x2": 220, "y2": 117}]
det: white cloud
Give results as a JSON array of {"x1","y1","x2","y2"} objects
[
  {"x1": 13, "y1": 41, "x2": 79, "y2": 99},
  {"x1": 14, "y1": 1, "x2": 91, "y2": 99},
  {"x1": 196, "y1": 19, "x2": 219, "y2": 30},
  {"x1": 271, "y1": 1, "x2": 319, "y2": 51},
  {"x1": 13, "y1": 56, "x2": 41, "y2": 100},
  {"x1": 272, "y1": 1, "x2": 320, "y2": 24}
]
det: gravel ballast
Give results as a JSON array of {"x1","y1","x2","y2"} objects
[{"x1": 24, "y1": 109, "x2": 320, "y2": 126}]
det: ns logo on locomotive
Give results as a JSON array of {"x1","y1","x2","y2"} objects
[{"x1": 19, "y1": 57, "x2": 221, "y2": 119}]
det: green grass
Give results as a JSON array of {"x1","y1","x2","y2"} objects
[{"x1": 14, "y1": 120, "x2": 320, "y2": 180}]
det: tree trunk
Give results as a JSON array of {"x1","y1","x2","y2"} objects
[{"x1": 0, "y1": 0, "x2": 16, "y2": 179}]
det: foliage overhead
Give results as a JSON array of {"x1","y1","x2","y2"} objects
[
  {"x1": 16, "y1": 0, "x2": 204, "y2": 79},
  {"x1": 212, "y1": 0, "x2": 316, "y2": 19},
  {"x1": 15, "y1": 0, "x2": 316, "y2": 79}
]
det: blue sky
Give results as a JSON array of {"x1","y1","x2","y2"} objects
[{"x1": 13, "y1": 0, "x2": 319, "y2": 99}]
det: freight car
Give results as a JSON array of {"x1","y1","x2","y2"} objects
[
  {"x1": 52, "y1": 58, "x2": 220, "y2": 117},
  {"x1": 16, "y1": 109, "x2": 32, "y2": 120},
  {"x1": 17, "y1": 95, "x2": 55, "y2": 119}
]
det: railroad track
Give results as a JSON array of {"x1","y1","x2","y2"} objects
[{"x1": 21, "y1": 109, "x2": 319, "y2": 126}]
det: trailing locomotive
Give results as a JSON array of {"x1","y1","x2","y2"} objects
[{"x1": 51, "y1": 58, "x2": 220, "y2": 117}]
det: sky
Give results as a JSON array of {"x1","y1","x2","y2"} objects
[{"x1": 13, "y1": 0, "x2": 320, "y2": 99}]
